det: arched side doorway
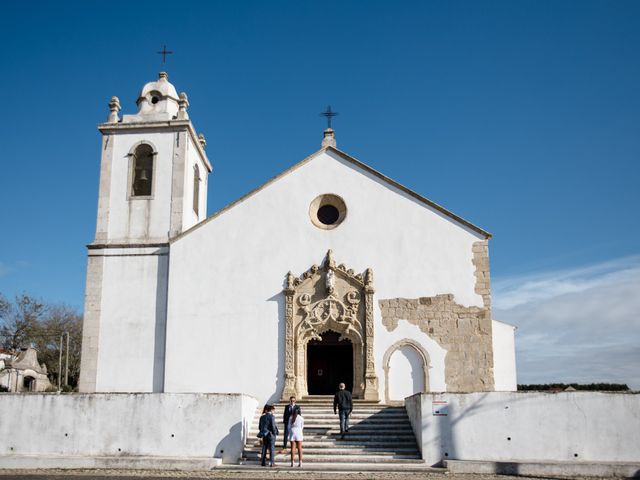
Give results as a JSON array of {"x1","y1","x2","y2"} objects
[
  {"x1": 307, "y1": 330, "x2": 354, "y2": 394},
  {"x1": 282, "y1": 250, "x2": 379, "y2": 400},
  {"x1": 383, "y1": 339, "x2": 430, "y2": 404},
  {"x1": 23, "y1": 375, "x2": 36, "y2": 392}
]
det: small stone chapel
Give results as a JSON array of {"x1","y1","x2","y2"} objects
[{"x1": 79, "y1": 73, "x2": 516, "y2": 403}]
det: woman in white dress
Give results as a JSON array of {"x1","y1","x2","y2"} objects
[{"x1": 288, "y1": 409, "x2": 304, "y2": 467}]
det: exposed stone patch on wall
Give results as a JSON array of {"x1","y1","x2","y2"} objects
[
  {"x1": 379, "y1": 241, "x2": 494, "y2": 392},
  {"x1": 78, "y1": 255, "x2": 104, "y2": 392},
  {"x1": 473, "y1": 240, "x2": 491, "y2": 309}
]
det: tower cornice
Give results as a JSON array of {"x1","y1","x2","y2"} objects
[{"x1": 97, "y1": 120, "x2": 212, "y2": 172}]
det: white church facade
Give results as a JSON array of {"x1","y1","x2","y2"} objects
[{"x1": 79, "y1": 73, "x2": 517, "y2": 403}]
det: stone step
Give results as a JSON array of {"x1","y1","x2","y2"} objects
[
  {"x1": 249, "y1": 426, "x2": 415, "y2": 434},
  {"x1": 251, "y1": 424, "x2": 412, "y2": 431},
  {"x1": 268, "y1": 414, "x2": 407, "y2": 420},
  {"x1": 243, "y1": 447, "x2": 420, "y2": 456},
  {"x1": 272, "y1": 409, "x2": 405, "y2": 415},
  {"x1": 255, "y1": 411, "x2": 409, "y2": 418},
  {"x1": 246, "y1": 403, "x2": 421, "y2": 469},
  {"x1": 251, "y1": 422, "x2": 412, "y2": 430},
  {"x1": 248, "y1": 435, "x2": 417, "y2": 443},
  {"x1": 251, "y1": 410, "x2": 407, "y2": 418},
  {"x1": 275, "y1": 403, "x2": 400, "y2": 406},
  {"x1": 248, "y1": 432, "x2": 414, "y2": 441},
  {"x1": 245, "y1": 439, "x2": 419, "y2": 448},
  {"x1": 255, "y1": 420, "x2": 411, "y2": 428},
  {"x1": 277, "y1": 399, "x2": 394, "y2": 404},
  {"x1": 242, "y1": 453, "x2": 423, "y2": 463},
  {"x1": 269, "y1": 407, "x2": 408, "y2": 412},
  {"x1": 301, "y1": 395, "x2": 380, "y2": 401},
  {"x1": 231, "y1": 462, "x2": 442, "y2": 472}
]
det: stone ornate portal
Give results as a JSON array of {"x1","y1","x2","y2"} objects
[{"x1": 282, "y1": 250, "x2": 379, "y2": 400}]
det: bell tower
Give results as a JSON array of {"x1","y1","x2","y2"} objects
[
  {"x1": 94, "y1": 72, "x2": 211, "y2": 244},
  {"x1": 79, "y1": 73, "x2": 212, "y2": 393}
]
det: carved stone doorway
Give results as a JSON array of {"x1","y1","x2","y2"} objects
[
  {"x1": 282, "y1": 250, "x2": 379, "y2": 401},
  {"x1": 307, "y1": 331, "x2": 354, "y2": 395}
]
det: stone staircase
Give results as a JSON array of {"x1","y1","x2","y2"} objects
[{"x1": 240, "y1": 395, "x2": 436, "y2": 471}]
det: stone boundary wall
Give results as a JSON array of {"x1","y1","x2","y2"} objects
[
  {"x1": 405, "y1": 391, "x2": 640, "y2": 466},
  {"x1": 0, "y1": 393, "x2": 258, "y2": 466}
]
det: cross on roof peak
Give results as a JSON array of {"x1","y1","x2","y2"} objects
[{"x1": 320, "y1": 105, "x2": 339, "y2": 129}]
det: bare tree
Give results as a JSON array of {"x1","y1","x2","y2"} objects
[{"x1": 0, "y1": 293, "x2": 46, "y2": 350}]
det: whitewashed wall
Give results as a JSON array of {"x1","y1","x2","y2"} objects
[
  {"x1": 0, "y1": 393, "x2": 258, "y2": 465},
  {"x1": 388, "y1": 345, "x2": 425, "y2": 401},
  {"x1": 405, "y1": 392, "x2": 640, "y2": 466},
  {"x1": 94, "y1": 248, "x2": 168, "y2": 392},
  {"x1": 492, "y1": 320, "x2": 517, "y2": 391},
  {"x1": 182, "y1": 136, "x2": 208, "y2": 229},
  {"x1": 104, "y1": 132, "x2": 176, "y2": 243},
  {"x1": 380, "y1": 321, "x2": 447, "y2": 394},
  {"x1": 165, "y1": 150, "x2": 487, "y2": 402}
]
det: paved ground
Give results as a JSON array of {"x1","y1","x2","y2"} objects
[{"x1": 0, "y1": 469, "x2": 578, "y2": 480}]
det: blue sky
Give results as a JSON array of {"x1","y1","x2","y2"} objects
[{"x1": 0, "y1": 1, "x2": 638, "y2": 387}]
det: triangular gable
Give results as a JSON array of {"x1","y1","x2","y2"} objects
[{"x1": 172, "y1": 146, "x2": 491, "y2": 242}]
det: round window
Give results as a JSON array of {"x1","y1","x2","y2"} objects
[{"x1": 309, "y1": 194, "x2": 347, "y2": 230}]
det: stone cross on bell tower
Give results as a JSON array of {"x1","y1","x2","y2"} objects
[{"x1": 157, "y1": 45, "x2": 173, "y2": 64}]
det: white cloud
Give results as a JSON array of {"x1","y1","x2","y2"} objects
[
  {"x1": 493, "y1": 255, "x2": 640, "y2": 310},
  {"x1": 0, "y1": 262, "x2": 11, "y2": 278},
  {"x1": 493, "y1": 256, "x2": 640, "y2": 389}
]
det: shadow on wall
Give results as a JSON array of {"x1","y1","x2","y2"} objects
[
  {"x1": 214, "y1": 421, "x2": 243, "y2": 463},
  {"x1": 267, "y1": 289, "x2": 286, "y2": 404},
  {"x1": 492, "y1": 462, "x2": 520, "y2": 475},
  {"x1": 430, "y1": 392, "x2": 639, "y2": 467},
  {"x1": 435, "y1": 392, "x2": 491, "y2": 466},
  {"x1": 153, "y1": 252, "x2": 169, "y2": 392}
]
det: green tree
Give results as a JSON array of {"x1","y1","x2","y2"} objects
[{"x1": 36, "y1": 305, "x2": 83, "y2": 388}]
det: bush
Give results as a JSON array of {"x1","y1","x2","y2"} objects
[{"x1": 518, "y1": 383, "x2": 630, "y2": 391}]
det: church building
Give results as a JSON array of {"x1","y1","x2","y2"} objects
[{"x1": 79, "y1": 73, "x2": 516, "y2": 403}]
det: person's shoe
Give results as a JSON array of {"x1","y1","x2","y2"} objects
[
  {"x1": 290, "y1": 461, "x2": 294, "y2": 467},
  {"x1": 340, "y1": 434, "x2": 345, "y2": 439},
  {"x1": 261, "y1": 463, "x2": 266, "y2": 467},
  {"x1": 297, "y1": 462, "x2": 302, "y2": 468}
]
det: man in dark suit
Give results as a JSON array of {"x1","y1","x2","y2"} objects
[
  {"x1": 333, "y1": 382, "x2": 353, "y2": 439},
  {"x1": 282, "y1": 396, "x2": 301, "y2": 449},
  {"x1": 258, "y1": 404, "x2": 279, "y2": 467}
]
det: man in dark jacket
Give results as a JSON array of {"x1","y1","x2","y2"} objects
[
  {"x1": 282, "y1": 396, "x2": 301, "y2": 449},
  {"x1": 333, "y1": 382, "x2": 353, "y2": 439},
  {"x1": 258, "y1": 405, "x2": 279, "y2": 466}
]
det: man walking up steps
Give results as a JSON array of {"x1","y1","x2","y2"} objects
[{"x1": 333, "y1": 382, "x2": 353, "y2": 439}]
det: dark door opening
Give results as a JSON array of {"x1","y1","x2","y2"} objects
[
  {"x1": 307, "y1": 330, "x2": 353, "y2": 394},
  {"x1": 23, "y1": 376, "x2": 35, "y2": 392}
]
